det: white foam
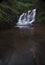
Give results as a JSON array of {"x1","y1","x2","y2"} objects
[{"x1": 16, "y1": 9, "x2": 36, "y2": 26}]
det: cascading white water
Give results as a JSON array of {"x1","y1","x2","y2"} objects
[{"x1": 16, "y1": 9, "x2": 36, "y2": 26}]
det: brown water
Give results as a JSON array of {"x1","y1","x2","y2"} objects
[{"x1": 0, "y1": 24, "x2": 45, "y2": 65}]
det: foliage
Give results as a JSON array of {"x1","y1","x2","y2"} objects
[
  {"x1": 35, "y1": 0, "x2": 45, "y2": 23},
  {"x1": 0, "y1": 0, "x2": 32, "y2": 26},
  {"x1": 0, "y1": 0, "x2": 45, "y2": 26}
]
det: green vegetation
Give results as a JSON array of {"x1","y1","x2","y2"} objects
[
  {"x1": 36, "y1": 10, "x2": 45, "y2": 23},
  {"x1": 0, "y1": 0, "x2": 33, "y2": 27},
  {"x1": 0, "y1": 0, "x2": 45, "y2": 27},
  {"x1": 35, "y1": 0, "x2": 45, "y2": 23}
]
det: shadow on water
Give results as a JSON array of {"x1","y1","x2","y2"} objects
[{"x1": 0, "y1": 24, "x2": 45, "y2": 65}]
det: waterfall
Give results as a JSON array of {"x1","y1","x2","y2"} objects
[{"x1": 16, "y1": 9, "x2": 36, "y2": 26}]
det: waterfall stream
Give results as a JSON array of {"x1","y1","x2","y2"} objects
[{"x1": 16, "y1": 9, "x2": 36, "y2": 27}]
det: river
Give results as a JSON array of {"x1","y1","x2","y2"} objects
[{"x1": 0, "y1": 24, "x2": 45, "y2": 65}]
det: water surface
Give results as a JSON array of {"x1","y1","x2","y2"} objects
[{"x1": 0, "y1": 24, "x2": 45, "y2": 65}]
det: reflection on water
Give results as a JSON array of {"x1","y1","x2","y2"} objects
[{"x1": 0, "y1": 24, "x2": 45, "y2": 65}]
